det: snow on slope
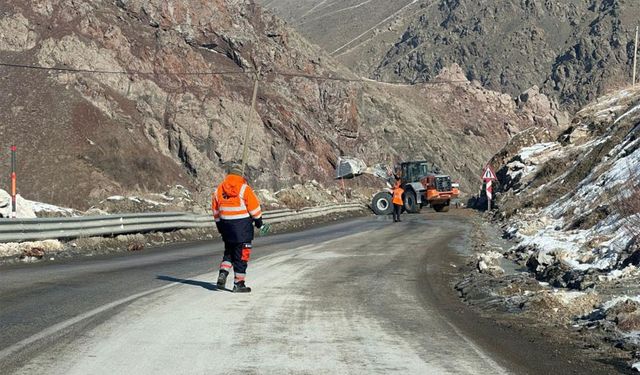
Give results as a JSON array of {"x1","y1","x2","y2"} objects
[
  {"x1": 498, "y1": 87, "x2": 640, "y2": 280},
  {"x1": 494, "y1": 87, "x2": 640, "y2": 366}
]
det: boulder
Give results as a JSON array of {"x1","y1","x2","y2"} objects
[{"x1": 526, "y1": 249, "x2": 554, "y2": 273}]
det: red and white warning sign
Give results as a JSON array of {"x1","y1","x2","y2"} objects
[
  {"x1": 482, "y1": 164, "x2": 497, "y2": 210},
  {"x1": 482, "y1": 165, "x2": 497, "y2": 181}
]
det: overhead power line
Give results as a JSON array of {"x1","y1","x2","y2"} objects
[
  {"x1": 0, "y1": 61, "x2": 470, "y2": 86},
  {"x1": 0, "y1": 61, "x2": 249, "y2": 76}
]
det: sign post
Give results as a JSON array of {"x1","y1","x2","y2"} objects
[
  {"x1": 10, "y1": 145, "x2": 17, "y2": 218},
  {"x1": 482, "y1": 164, "x2": 497, "y2": 211},
  {"x1": 486, "y1": 180, "x2": 493, "y2": 211}
]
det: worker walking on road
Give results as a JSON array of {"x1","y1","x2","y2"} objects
[
  {"x1": 392, "y1": 181, "x2": 404, "y2": 222},
  {"x1": 212, "y1": 163, "x2": 264, "y2": 293}
]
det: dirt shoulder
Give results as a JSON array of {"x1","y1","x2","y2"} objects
[{"x1": 421, "y1": 209, "x2": 633, "y2": 374}]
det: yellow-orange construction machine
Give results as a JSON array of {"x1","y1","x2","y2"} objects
[
  {"x1": 335, "y1": 158, "x2": 460, "y2": 215},
  {"x1": 370, "y1": 161, "x2": 460, "y2": 215}
]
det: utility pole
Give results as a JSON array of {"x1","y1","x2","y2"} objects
[
  {"x1": 241, "y1": 68, "x2": 261, "y2": 176},
  {"x1": 634, "y1": 26, "x2": 639, "y2": 87}
]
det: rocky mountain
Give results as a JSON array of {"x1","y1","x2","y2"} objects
[
  {"x1": 263, "y1": 0, "x2": 639, "y2": 110},
  {"x1": 0, "y1": 0, "x2": 561, "y2": 210},
  {"x1": 258, "y1": 0, "x2": 418, "y2": 76}
]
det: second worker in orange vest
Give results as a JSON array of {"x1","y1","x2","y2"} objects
[
  {"x1": 212, "y1": 163, "x2": 263, "y2": 293},
  {"x1": 392, "y1": 182, "x2": 404, "y2": 223}
]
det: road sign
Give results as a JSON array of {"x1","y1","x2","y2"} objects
[
  {"x1": 482, "y1": 164, "x2": 496, "y2": 211},
  {"x1": 482, "y1": 165, "x2": 497, "y2": 181}
]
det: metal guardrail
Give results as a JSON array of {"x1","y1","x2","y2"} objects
[{"x1": 0, "y1": 203, "x2": 366, "y2": 243}]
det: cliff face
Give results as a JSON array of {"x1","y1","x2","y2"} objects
[
  {"x1": 0, "y1": 0, "x2": 560, "y2": 209},
  {"x1": 264, "y1": 0, "x2": 639, "y2": 111}
]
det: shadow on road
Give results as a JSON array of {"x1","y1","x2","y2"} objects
[{"x1": 156, "y1": 275, "x2": 228, "y2": 292}]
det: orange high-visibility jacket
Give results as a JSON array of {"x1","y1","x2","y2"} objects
[
  {"x1": 392, "y1": 186, "x2": 404, "y2": 205},
  {"x1": 212, "y1": 174, "x2": 262, "y2": 243}
]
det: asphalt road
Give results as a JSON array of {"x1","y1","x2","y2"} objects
[{"x1": 0, "y1": 214, "x2": 620, "y2": 374}]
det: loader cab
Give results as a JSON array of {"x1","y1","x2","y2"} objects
[{"x1": 399, "y1": 161, "x2": 431, "y2": 183}]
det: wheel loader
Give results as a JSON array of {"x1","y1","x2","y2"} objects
[{"x1": 370, "y1": 161, "x2": 459, "y2": 215}]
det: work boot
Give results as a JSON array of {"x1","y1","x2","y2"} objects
[
  {"x1": 217, "y1": 270, "x2": 228, "y2": 288},
  {"x1": 233, "y1": 281, "x2": 252, "y2": 293}
]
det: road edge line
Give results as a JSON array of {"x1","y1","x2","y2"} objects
[{"x1": 0, "y1": 283, "x2": 178, "y2": 361}]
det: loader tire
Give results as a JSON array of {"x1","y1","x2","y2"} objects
[
  {"x1": 404, "y1": 190, "x2": 421, "y2": 214},
  {"x1": 372, "y1": 192, "x2": 393, "y2": 215}
]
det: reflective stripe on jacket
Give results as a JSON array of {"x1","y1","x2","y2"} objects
[
  {"x1": 392, "y1": 187, "x2": 404, "y2": 205},
  {"x1": 212, "y1": 174, "x2": 262, "y2": 243}
]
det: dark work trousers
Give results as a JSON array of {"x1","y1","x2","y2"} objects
[
  {"x1": 219, "y1": 242, "x2": 252, "y2": 284},
  {"x1": 393, "y1": 204, "x2": 402, "y2": 222}
]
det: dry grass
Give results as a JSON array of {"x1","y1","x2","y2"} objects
[{"x1": 531, "y1": 158, "x2": 570, "y2": 188}]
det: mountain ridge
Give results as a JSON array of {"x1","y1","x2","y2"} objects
[
  {"x1": 263, "y1": 0, "x2": 640, "y2": 110},
  {"x1": 0, "y1": 0, "x2": 561, "y2": 209}
]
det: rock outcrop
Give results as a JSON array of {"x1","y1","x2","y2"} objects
[{"x1": 375, "y1": 0, "x2": 638, "y2": 110}]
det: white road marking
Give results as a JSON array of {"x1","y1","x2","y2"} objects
[{"x1": 0, "y1": 283, "x2": 178, "y2": 361}]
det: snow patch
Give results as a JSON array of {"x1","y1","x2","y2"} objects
[
  {"x1": 614, "y1": 104, "x2": 640, "y2": 125},
  {"x1": 0, "y1": 239, "x2": 64, "y2": 258},
  {"x1": 517, "y1": 142, "x2": 558, "y2": 161},
  {"x1": 28, "y1": 201, "x2": 76, "y2": 216}
]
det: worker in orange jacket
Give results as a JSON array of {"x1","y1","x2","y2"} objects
[
  {"x1": 392, "y1": 181, "x2": 404, "y2": 222},
  {"x1": 212, "y1": 163, "x2": 263, "y2": 293}
]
